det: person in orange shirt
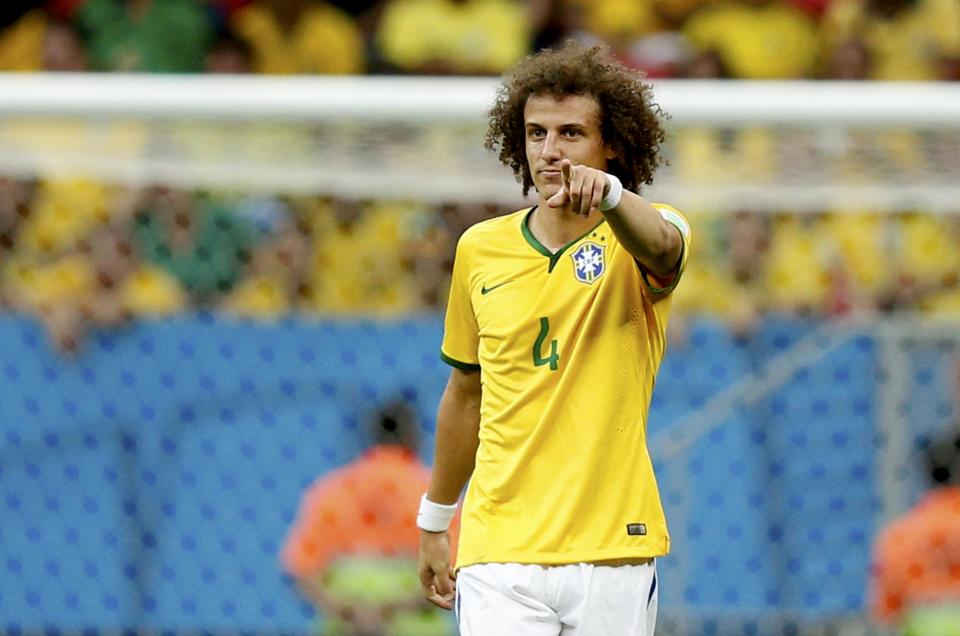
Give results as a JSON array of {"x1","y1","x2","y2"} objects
[
  {"x1": 281, "y1": 400, "x2": 457, "y2": 635},
  {"x1": 869, "y1": 422, "x2": 960, "y2": 636}
]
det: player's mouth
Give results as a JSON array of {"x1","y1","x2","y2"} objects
[{"x1": 539, "y1": 168, "x2": 561, "y2": 177}]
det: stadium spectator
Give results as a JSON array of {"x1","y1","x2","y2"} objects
[
  {"x1": 375, "y1": 0, "x2": 530, "y2": 75},
  {"x1": 823, "y1": 0, "x2": 960, "y2": 80},
  {"x1": 763, "y1": 214, "x2": 832, "y2": 315},
  {"x1": 814, "y1": 211, "x2": 891, "y2": 314},
  {"x1": 552, "y1": 0, "x2": 694, "y2": 78},
  {"x1": 75, "y1": 0, "x2": 213, "y2": 72},
  {"x1": 673, "y1": 209, "x2": 767, "y2": 335},
  {"x1": 916, "y1": 215, "x2": 960, "y2": 315},
  {"x1": 682, "y1": 0, "x2": 821, "y2": 79},
  {"x1": 682, "y1": 48, "x2": 729, "y2": 78},
  {"x1": 204, "y1": 27, "x2": 253, "y2": 74},
  {"x1": 89, "y1": 190, "x2": 187, "y2": 321},
  {"x1": 0, "y1": 176, "x2": 33, "y2": 310},
  {"x1": 0, "y1": 175, "x2": 169, "y2": 348},
  {"x1": 567, "y1": 0, "x2": 657, "y2": 45},
  {"x1": 436, "y1": 201, "x2": 496, "y2": 245},
  {"x1": 323, "y1": 0, "x2": 390, "y2": 69},
  {"x1": 14, "y1": 177, "x2": 114, "y2": 260},
  {"x1": 3, "y1": 240, "x2": 103, "y2": 354},
  {"x1": 652, "y1": 0, "x2": 709, "y2": 29},
  {"x1": 869, "y1": 423, "x2": 960, "y2": 634},
  {"x1": 0, "y1": 5, "x2": 88, "y2": 72},
  {"x1": 3, "y1": 213, "x2": 186, "y2": 354},
  {"x1": 303, "y1": 198, "x2": 420, "y2": 315},
  {"x1": 132, "y1": 188, "x2": 258, "y2": 304},
  {"x1": 221, "y1": 198, "x2": 311, "y2": 318},
  {"x1": 0, "y1": 6, "x2": 46, "y2": 70},
  {"x1": 229, "y1": 0, "x2": 364, "y2": 74},
  {"x1": 617, "y1": 31, "x2": 695, "y2": 78},
  {"x1": 403, "y1": 203, "x2": 454, "y2": 310},
  {"x1": 282, "y1": 399, "x2": 456, "y2": 635},
  {"x1": 402, "y1": 200, "x2": 508, "y2": 310},
  {"x1": 880, "y1": 212, "x2": 960, "y2": 314},
  {"x1": 404, "y1": 227, "x2": 451, "y2": 310},
  {"x1": 42, "y1": 19, "x2": 88, "y2": 71},
  {"x1": 823, "y1": 38, "x2": 871, "y2": 79},
  {"x1": 529, "y1": 0, "x2": 581, "y2": 52},
  {"x1": 725, "y1": 211, "x2": 770, "y2": 320}
]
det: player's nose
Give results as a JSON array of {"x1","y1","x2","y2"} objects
[{"x1": 542, "y1": 131, "x2": 562, "y2": 160}]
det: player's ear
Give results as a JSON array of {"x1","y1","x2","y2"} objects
[{"x1": 604, "y1": 144, "x2": 617, "y2": 161}]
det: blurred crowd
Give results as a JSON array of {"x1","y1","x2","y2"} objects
[
  {"x1": 0, "y1": 181, "x2": 485, "y2": 352},
  {"x1": 1, "y1": 173, "x2": 958, "y2": 354},
  {"x1": 0, "y1": 0, "x2": 958, "y2": 80},
  {"x1": 675, "y1": 209, "x2": 960, "y2": 335},
  {"x1": 1, "y1": 0, "x2": 959, "y2": 355}
]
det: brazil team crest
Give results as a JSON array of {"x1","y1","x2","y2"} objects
[{"x1": 571, "y1": 241, "x2": 605, "y2": 285}]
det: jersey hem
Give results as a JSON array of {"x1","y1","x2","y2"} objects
[
  {"x1": 439, "y1": 350, "x2": 480, "y2": 371},
  {"x1": 456, "y1": 544, "x2": 670, "y2": 570}
]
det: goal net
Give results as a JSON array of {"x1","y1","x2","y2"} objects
[{"x1": 2, "y1": 75, "x2": 960, "y2": 211}]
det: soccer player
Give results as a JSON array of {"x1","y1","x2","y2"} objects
[{"x1": 416, "y1": 42, "x2": 691, "y2": 635}]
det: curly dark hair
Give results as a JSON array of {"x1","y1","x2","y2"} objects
[{"x1": 485, "y1": 42, "x2": 668, "y2": 197}]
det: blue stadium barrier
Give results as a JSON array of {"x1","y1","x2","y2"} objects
[{"x1": 0, "y1": 314, "x2": 941, "y2": 633}]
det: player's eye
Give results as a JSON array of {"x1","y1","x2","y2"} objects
[{"x1": 528, "y1": 128, "x2": 545, "y2": 139}]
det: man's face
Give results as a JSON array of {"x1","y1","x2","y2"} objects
[{"x1": 524, "y1": 93, "x2": 616, "y2": 200}]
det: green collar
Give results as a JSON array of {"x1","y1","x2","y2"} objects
[{"x1": 521, "y1": 206, "x2": 607, "y2": 273}]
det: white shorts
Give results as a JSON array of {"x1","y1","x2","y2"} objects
[{"x1": 455, "y1": 560, "x2": 658, "y2": 636}]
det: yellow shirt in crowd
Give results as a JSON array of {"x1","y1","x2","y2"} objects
[
  {"x1": 0, "y1": 9, "x2": 45, "y2": 71},
  {"x1": 15, "y1": 178, "x2": 114, "y2": 257},
  {"x1": 684, "y1": 0, "x2": 820, "y2": 78},
  {"x1": 231, "y1": 2, "x2": 364, "y2": 75},
  {"x1": 377, "y1": 0, "x2": 529, "y2": 74},
  {"x1": 5, "y1": 256, "x2": 185, "y2": 318},
  {"x1": 824, "y1": 0, "x2": 960, "y2": 80},
  {"x1": 303, "y1": 200, "x2": 420, "y2": 316}
]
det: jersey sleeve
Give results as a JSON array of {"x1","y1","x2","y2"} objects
[
  {"x1": 641, "y1": 203, "x2": 691, "y2": 295},
  {"x1": 440, "y1": 233, "x2": 481, "y2": 371}
]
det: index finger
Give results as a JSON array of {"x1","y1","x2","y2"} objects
[{"x1": 561, "y1": 159, "x2": 572, "y2": 186}]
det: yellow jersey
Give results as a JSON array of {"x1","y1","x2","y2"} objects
[{"x1": 441, "y1": 204, "x2": 690, "y2": 568}]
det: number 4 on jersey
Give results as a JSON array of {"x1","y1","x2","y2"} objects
[{"x1": 533, "y1": 317, "x2": 559, "y2": 371}]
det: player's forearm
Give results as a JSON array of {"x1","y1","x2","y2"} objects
[
  {"x1": 427, "y1": 370, "x2": 482, "y2": 504},
  {"x1": 603, "y1": 192, "x2": 682, "y2": 277}
]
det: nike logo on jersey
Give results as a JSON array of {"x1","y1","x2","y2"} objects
[{"x1": 481, "y1": 280, "x2": 513, "y2": 295}]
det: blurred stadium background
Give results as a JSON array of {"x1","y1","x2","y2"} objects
[{"x1": 2, "y1": 0, "x2": 960, "y2": 635}]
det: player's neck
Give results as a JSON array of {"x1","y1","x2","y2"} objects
[{"x1": 529, "y1": 203, "x2": 603, "y2": 253}]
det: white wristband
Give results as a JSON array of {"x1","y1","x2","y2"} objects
[
  {"x1": 599, "y1": 172, "x2": 623, "y2": 212},
  {"x1": 417, "y1": 494, "x2": 458, "y2": 532}
]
